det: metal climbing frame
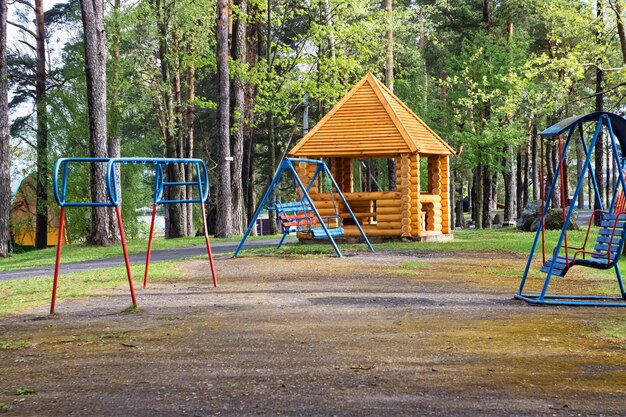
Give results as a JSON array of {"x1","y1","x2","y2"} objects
[
  {"x1": 516, "y1": 112, "x2": 626, "y2": 306},
  {"x1": 106, "y1": 158, "x2": 217, "y2": 288},
  {"x1": 51, "y1": 157, "x2": 217, "y2": 314},
  {"x1": 234, "y1": 157, "x2": 375, "y2": 257}
]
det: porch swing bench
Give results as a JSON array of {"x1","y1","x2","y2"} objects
[
  {"x1": 541, "y1": 211, "x2": 626, "y2": 277},
  {"x1": 273, "y1": 201, "x2": 344, "y2": 238}
]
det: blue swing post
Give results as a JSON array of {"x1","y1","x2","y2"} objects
[
  {"x1": 516, "y1": 112, "x2": 626, "y2": 306},
  {"x1": 234, "y1": 157, "x2": 375, "y2": 257}
]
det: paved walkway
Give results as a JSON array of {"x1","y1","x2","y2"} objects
[{"x1": 0, "y1": 237, "x2": 292, "y2": 281}]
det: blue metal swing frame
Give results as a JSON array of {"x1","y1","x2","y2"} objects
[
  {"x1": 50, "y1": 157, "x2": 217, "y2": 314},
  {"x1": 516, "y1": 113, "x2": 626, "y2": 306},
  {"x1": 234, "y1": 157, "x2": 375, "y2": 257}
]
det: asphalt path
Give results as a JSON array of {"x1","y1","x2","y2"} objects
[{"x1": 0, "y1": 237, "x2": 293, "y2": 282}]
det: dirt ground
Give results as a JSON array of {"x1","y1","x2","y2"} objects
[{"x1": 1, "y1": 250, "x2": 626, "y2": 416}]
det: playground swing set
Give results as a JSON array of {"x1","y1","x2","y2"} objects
[
  {"x1": 234, "y1": 157, "x2": 375, "y2": 257},
  {"x1": 516, "y1": 112, "x2": 626, "y2": 307},
  {"x1": 51, "y1": 157, "x2": 218, "y2": 314}
]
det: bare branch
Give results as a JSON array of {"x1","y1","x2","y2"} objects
[
  {"x1": 17, "y1": 39, "x2": 36, "y2": 53},
  {"x1": 9, "y1": 0, "x2": 35, "y2": 11},
  {"x1": 558, "y1": 82, "x2": 626, "y2": 111},
  {"x1": 7, "y1": 20, "x2": 38, "y2": 39},
  {"x1": 581, "y1": 63, "x2": 626, "y2": 72}
]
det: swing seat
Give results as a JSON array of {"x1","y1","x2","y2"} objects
[
  {"x1": 274, "y1": 201, "x2": 317, "y2": 233},
  {"x1": 541, "y1": 212, "x2": 626, "y2": 277},
  {"x1": 311, "y1": 226, "x2": 344, "y2": 238}
]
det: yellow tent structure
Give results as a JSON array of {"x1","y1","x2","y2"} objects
[
  {"x1": 289, "y1": 73, "x2": 454, "y2": 240},
  {"x1": 10, "y1": 171, "x2": 67, "y2": 246}
]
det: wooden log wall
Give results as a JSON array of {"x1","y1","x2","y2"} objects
[{"x1": 440, "y1": 155, "x2": 450, "y2": 234}]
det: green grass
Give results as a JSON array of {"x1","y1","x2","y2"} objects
[
  {"x1": 0, "y1": 234, "x2": 272, "y2": 272},
  {"x1": 238, "y1": 228, "x2": 595, "y2": 257},
  {"x1": 0, "y1": 340, "x2": 31, "y2": 350},
  {"x1": 14, "y1": 387, "x2": 36, "y2": 396},
  {"x1": 0, "y1": 260, "x2": 185, "y2": 316}
]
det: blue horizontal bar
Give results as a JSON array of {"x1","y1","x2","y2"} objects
[
  {"x1": 62, "y1": 202, "x2": 117, "y2": 208},
  {"x1": 162, "y1": 181, "x2": 199, "y2": 186},
  {"x1": 156, "y1": 199, "x2": 204, "y2": 204},
  {"x1": 515, "y1": 293, "x2": 626, "y2": 306}
]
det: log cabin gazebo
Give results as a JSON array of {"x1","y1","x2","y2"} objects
[{"x1": 289, "y1": 73, "x2": 454, "y2": 240}]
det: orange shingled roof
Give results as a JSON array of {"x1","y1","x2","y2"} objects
[{"x1": 289, "y1": 73, "x2": 454, "y2": 158}]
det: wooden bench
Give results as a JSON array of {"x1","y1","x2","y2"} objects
[{"x1": 274, "y1": 201, "x2": 343, "y2": 238}]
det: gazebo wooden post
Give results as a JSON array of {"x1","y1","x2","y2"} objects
[
  {"x1": 427, "y1": 156, "x2": 443, "y2": 232},
  {"x1": 400, "y1": 154, "x2": 412, "y2": 237},
  {"x1": 411, "y1": 154, "x2": 421, "y2": 236},
  {"x1": 440, "y1": 155, "x2": 450, "y2": 234}
]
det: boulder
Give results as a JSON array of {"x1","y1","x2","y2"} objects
[
  {"x1": 516, "y1": 200, "x2": 542, "y2": 231},
  {"x1": 517, "y1": 200, "x2": 579, "y2": 231},
  {"x1": 493, "y1": 213, "x2": 504, "y2": 225}
]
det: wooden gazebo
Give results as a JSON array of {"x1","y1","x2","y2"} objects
[{"x1": 289, "y1": 73, "x2": 454, "y2": 240}]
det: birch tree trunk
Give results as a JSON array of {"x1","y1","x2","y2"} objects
[
  {"x1": 215, "y1": 0, "x2": 234, "y2": 237},
  {"x1": 81, "y1": 0, "x2": 113, "y2": 246},
  {"x1": 0, "y1": 0, "x2": 10, "y2": 256}
]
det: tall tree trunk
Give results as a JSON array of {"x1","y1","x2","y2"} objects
[
  {"x1": 185, "y1": 44, "x2": 196, "y2": 236},
  {"x1": 231, "y1": 0, "x2": 247, "y2": 235},
  {"x1": 265, "y1": 0, "x2": 276, "y2": 234},
  {"x1": 171, "y1": 31, "x2": 187, "y2": 235},
  {"x1": 154, "y1": 0, "x2": 184, "y2": 238},
  {"x1": 34, "y1": 0, "x2": 48, "y2": 249},
  {"x1": 502, "y1": 154, "x2": 514, "y2": 222},
  {"x1": 0, "y1": 0, "x2": 9, "y2": 256},
  {"x1": 107, "y1": 0, "x2": 122, "y2": 242},
  {"x1": 455, "y1": 172, "x2": 465, "y2": 228},
  {"x1": 215, "y1": 0, "x2": 234, "y2": 237},
  {"x1": 576, "y1": 133, "x2": 584, "y2": 208},
  {"x1": 531, "y1": 121, "x2": 538, "y2": 201},
  {"x1": 482, "y1": 164, "x2": 492, "y2": 228},
  {"x1": 516, "y1": 147, "x2": 523, "y2": 217},
  {"x1": 595, "y1": 0, "x2": 605, "y2": 221},
  {"x1": 474, "y1": 166, "x2": 482, "y2": 229},
  {"x1": 243, "y1": 7, "x2": 262, "y2": 232},
  {"x1": 81, "y1": 0, "x2": 112, "y2": 246},
  {"x1": 610, "y1": 0, "x2": 626, "y2": 64},
  {"x1": 384, "y1": 0, "x2": 396, "y2": 191}
]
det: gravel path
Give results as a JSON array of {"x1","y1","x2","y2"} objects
[
  {"x1": 0, "y1": 237, "x2": 293, "y2": 281},
  {"x1": 1, "y1": 251, "x2": 625, "y2": 416}
]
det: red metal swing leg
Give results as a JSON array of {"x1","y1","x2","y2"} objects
[
  {"x1": 200, "y1": 202, "x2": 218, "y2": 287},
  {"x1": 115, "y1": 205, "x2": 137, "y2": 307},
  {"x1": 143, "y1": 204, "x2": 158, "y2": 288},
  {"x1": 50, "y1": 207, "x2": 66, "y2": 314}
]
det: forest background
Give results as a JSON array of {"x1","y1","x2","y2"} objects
[{"x1": 1, "y1": 0, "x2": 625, "y2": 256}]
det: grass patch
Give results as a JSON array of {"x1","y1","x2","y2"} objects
[
  {"x1": 14, "y1": 387, "x2": 36, "y2": 396},
  {"x1": 0, "y1": 402, "x2": 7, "y2": 411},
  {"x1": 0, "y1": 260, "x2": 185, "y2": 316},
  {"x1": 399, "y1": 261, "x2": 428, "y2": 269},
  {"x1": 0, "y1": 234, "x2": 273, "y2": 272},
  {"x1": 0, "y1": 340, "x2": 31, "y2": 350}
]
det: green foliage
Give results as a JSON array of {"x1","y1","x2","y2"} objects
[
  {"x1": 14, "y1": 387, "x2": 36, "y2": 396},
  {"x1": 0, "y1": 340, "x2": 31, "y2": 350}
]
